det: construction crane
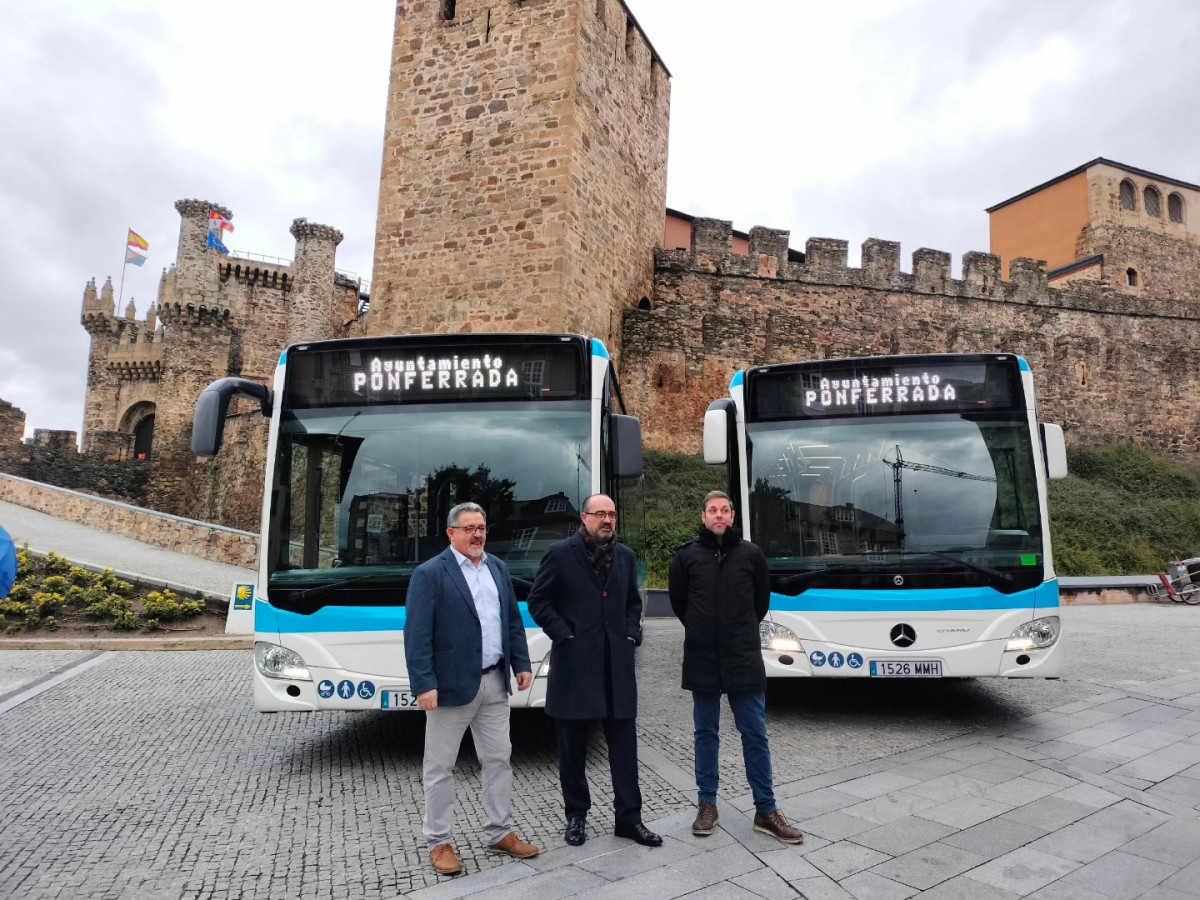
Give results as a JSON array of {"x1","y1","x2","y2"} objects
[{"x1": 881, "y1": 445, "x2": 996, "y2": 532}]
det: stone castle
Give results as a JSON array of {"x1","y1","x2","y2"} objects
[{"x1": 2, "y1": 0, "x2": 1198, "y2": 531}]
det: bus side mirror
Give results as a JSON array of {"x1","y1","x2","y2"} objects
[
  {"x1": 193, "y1": 377, "x2": 273, "y2": 458},
  {"x1": 612, "y1": 414, "x2": 643, "y2": 479},
  {"x1": 1041, "y1": 423, "x2": 1067, "y2": 480},
  {"x1": 703, "y1": 407, "x2": 729, "y2": 465}
]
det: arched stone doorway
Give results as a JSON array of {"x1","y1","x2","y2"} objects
[{"x1": 119, "y1": 402, "x2": 156, "y2": 461}]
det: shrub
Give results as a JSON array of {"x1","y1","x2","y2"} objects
[
  {"x1": 43, "y1": 552, "x2": 72, "y2": 575},
  {"x1": 142, "y1": 590, "x2": 204, "y2": 621}
]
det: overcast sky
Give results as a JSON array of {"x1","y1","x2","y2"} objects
[{"x1": 2, "y1": 0, "x2": 1197, "y2": 438}]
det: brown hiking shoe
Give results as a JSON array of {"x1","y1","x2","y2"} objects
[
  {"x1": 692, "y1": 801, "x2": 720, "y2": 836},
  {"x1": 753, "y1": 810, "x2": 804, "y2": 844},
  {"x1": 487, "y1": 831, "x2": 540, "y2": 859},
  {"x1": 429, "y1": 843, "x2": 462, "y2": 875}
]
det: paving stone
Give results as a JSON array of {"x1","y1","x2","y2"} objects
[
  {"x1": 777, "y1": 787, "x2": 862, "y2": 819},
  {"x1": 885, "y1": 757, "x2": 973, "y2": 781},
  {"x1": 904, "y1": 773, "x2": 995, "y2": 802},
  {"x1": 1150, "y1": 774, "x2": 1200, "y2": 805},
  {"x1": 1121, "y1": 817, "x2": 1200, "y2": 868},
  {"x1": 1161, "y1": 857, "x2": 1200, "y2": 892},
  {"x1": 1050, "y1": 783, "x2": 1122, "y2": 809},
  {"x1": 787, "y1": 874, "x2": 854, "y2": 899},
  {"x1": 834, "y1": 772, "x2": 922, "y2": 800},
  {"x1": 1134, "y1": 885, "x2": 1199, "y2": 900},
  {"x1": 867, "y1": 842, "x2": 986, "y2": 890},
  {"x1": 667, "y1": 842, "x2": 762, "y2": 886},
  {"x1": 798, "y1": 810, "x2": 879, "y2": 842},
  {"x1": 571, "y1": 865, "x2": 705, "y2": 900},
  {"x1": 836, "y1": 870, "x2": 916, "y2": 899},
  {"x1": 729, "y1": 866, "x2": 799, "y2": 900},
  {"x1": 918, "y1": 795, "x2": 1014, "y2": 829},
  {"x1": 674, "y1": 882, "x2": 762, "y2": 900},
  {"x1": 1024, "y1": 884, "x2": 1113, "y2": 900},
  {"x1": 1076, "y1": 799, "x2": 1173, "y2": 842},
  {"x1": 941, "y1": 816, "x2": 1048, "y2": 860},
  {"x1": 473, "y1": 865, "x2": 608, "y2": 900},
  {"x1": 1061, "y1": 850, "x2": 1179, "y2": 900},
  {"x1": 754, "y1": 847, "x2": 822, "y2": 881},
  {"x1": 983, "y1": 775, "x2": 1064, "y2": 806},
  {"x1": 1028, "y1": 820, "x2": 1129, "y2": 864},
  {"x1": 1002, "y1": 797, "x2": 1098, "y2": 831},
  {"x1": 803, "y1": 840, "x2": 890, "y2": 881},
  {"x1": 574, "y1": 835, "x2": 701, "y2": 880},
  {"x1": 840, "y1": 791, "x2": 940, "y2": 826},
  {"x1": 917, "y1": 875, "x2": 1021, "y2": 898},
  {"x1": 849, "y1": 816, "x2": 956, "y2": 857},
  {"x1": 966, "y1": 847, "x2": 1081, "y2": 895}
]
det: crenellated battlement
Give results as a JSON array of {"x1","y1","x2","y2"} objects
[
  {"x1": 289, "y1": 218, "x2": 343, "y2": 246},
  {"x1": 218, "y1": 260, "x2": 290, "y2": 291},
  {"x1": 654, "y1": 216, "x2": 1199, "y2": 319}
]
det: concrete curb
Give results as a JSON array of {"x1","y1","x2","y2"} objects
[
  {"x1": 0, "y1": 636, "x2": 252, "y2": 651},
  {"x1": 20, "y1": 549, "x2": 229, "y2": 606}
]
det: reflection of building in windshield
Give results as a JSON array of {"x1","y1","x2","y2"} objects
[
  {"x1": 752, "y1": 487, "x2": 902, "y2": 560},
  {"x1": 342, "y1": 489, "x2": 580, "y2": 566}
]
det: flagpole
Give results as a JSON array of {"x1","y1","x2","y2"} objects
[{"x1": 118, "y1": 228, "x2": 129, "y2": 308}]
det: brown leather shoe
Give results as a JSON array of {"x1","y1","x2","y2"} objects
[
  {"x1": 692, "y1": 801, "x2": 719, "y2": 836},
  {"x1": 429, "y1": 842, "x2": 462, "y2": 875},
  {"x1": 486, "y1": 831, "x2": 540, "y2": 859},
  {"x1": 753, "y1": 810, "x2": 804, "y2": 844}
]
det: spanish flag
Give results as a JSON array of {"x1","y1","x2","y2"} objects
[{"x1": 127, "y1": 229, "x2": 149, "y2": 251}]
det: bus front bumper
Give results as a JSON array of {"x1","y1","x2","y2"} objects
[{"x1": 762, "y1": 637, "x2": 1062, "y2": 679}]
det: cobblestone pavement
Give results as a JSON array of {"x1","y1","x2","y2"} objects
[{"x1": 0, "y1": 604, "x2": 1198, "y2": 899}]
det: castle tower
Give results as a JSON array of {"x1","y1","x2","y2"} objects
[
  {"x1": 368, "y1": 0, "x2": 671, "y2": 353},
  {"x1": 287, "y1": 218, "x2": 344, "y2": 346},
  {"x1": 79, "y1": 276, "x2": 121, "y2": 451},
  {"x1": 173, "y1": 199, "x2": 232, "y2": 297}
]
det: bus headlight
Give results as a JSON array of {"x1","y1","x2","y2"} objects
[
  {"x1": 254, "y1": 641, "x2": 312, "y2": 681},
  {"x1": 536, "y1": 657, "x2": 551, "y2": 677},
  {"x1": 760, "y1": 621, "x2": 802, "y2": 653},
  {"x1": 1006, "y1": 616, "x2": 1060, "y2": 652}
]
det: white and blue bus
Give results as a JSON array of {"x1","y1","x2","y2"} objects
[
  {"x1": 703, "y1": 353, "x2": 1068, "y2": 679},
  {"x1": 193, "y1": 334, "x2": 643, "y2": 711}
]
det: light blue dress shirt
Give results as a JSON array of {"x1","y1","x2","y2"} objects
[{"x1": 451, "y1": 547, "x2": 503, "y2": 669}]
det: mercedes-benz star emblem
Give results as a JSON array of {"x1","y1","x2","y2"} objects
[{"x1": 890, "y1": 623, "x2": 916, "y2": 648}]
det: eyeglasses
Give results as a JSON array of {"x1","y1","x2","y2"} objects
[
  {"x1": 583, "y1": 511, "x2": 618, "y2": 520},
  {"x1": 450, "y1": 524, "x2": 487, "y2": 535}
]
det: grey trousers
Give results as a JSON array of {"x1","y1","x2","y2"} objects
[{"x1": 422, "y1": 668, "x2": 513, "y2": 848}]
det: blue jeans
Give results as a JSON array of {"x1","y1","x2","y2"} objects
[{"x1": 692, "y1": 691, "x2": 776, "y2": 816}]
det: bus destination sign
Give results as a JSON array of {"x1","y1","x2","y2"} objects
[
  {"x1": 748, "y1": 356, "x2": 1020, "y2": 420},
  {"x1": 284, "y1": 340, "x2": 586, "y2": 408}
]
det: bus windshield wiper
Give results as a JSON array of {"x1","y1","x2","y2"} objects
[
  {"x1": 903, "y1": 551, "x2": 1012, "y2": 583},
  {"x1": 288, "y1": 572, "x2": 410, "y2": 601},
  {"x1": 773, "y1": 563, "x2": 859, "y2": 592}
]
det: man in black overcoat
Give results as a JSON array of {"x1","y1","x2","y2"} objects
[
  {"x1": 527, "y1": 493, "x2": 662, "y2": 848},
  {"x1": 668, "y1": 490, "x2": 804, "y2": 844}
]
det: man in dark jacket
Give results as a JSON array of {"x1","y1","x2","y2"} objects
[
  {"x1": 527, "y1": 493, "x2": 662, "y2": 849},
  {"x1": 668, "y1": 490, "x2": 804, "y2": 844}
]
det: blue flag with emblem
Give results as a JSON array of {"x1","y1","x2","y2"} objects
[{"x1": 206, "y1": 231, "x2": 230, "y2": 255}]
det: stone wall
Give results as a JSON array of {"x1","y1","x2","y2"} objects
[
  {"x1": 0, "y1": 473, "x2": 258, "y2": 567},
  {"x1": 622, "y1": 218, "x2": 1200, "y2": 456},
  {"x1": 1078, "y1": 223, "x2": 1200, "y2": 302},
  {"x1": 0, "y1": 399, "x2": 25, "y2": 471}
]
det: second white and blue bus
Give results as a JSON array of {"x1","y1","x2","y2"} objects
[{"x1": 703, "y1": 353, "x2": 1068, "y2": 679}]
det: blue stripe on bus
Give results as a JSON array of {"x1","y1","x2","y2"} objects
[
  {"x1": 770, "y1": 580, "x2": 1059, "y2": 613},
  {"x1": 279, "y1": 349, "x2": 288, "y2": 366},
  {"x1": 1017, "y1": 356, "x2": 1030, "y2": 372},
  {"x1": 730, "y1": 371, "x2": 744, "y2": 389},
  {"x1": 591, "y1": 339, "x2": 610, "y2": 359},
  {"x1": 257, "y1": 601, "x2": 540, "y2": 634}
]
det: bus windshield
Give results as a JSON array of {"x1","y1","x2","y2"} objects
[
  {"x1": 746, "y1": 413, "x2": 1043, "y2": 593},
  {"x1": 268, "y1": 403, "x2": 591, "y2": 591}
]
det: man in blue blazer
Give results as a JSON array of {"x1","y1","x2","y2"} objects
[{"x1": 404, "y1": 502, "x2": 538, "y2": 876}]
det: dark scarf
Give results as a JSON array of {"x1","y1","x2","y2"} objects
[{"x1": 578, "y1": 525, "x2": 616, "y2": 581}]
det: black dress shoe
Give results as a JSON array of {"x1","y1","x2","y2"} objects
[
  {"x1": 565, "y1": 814, "x2": 586, "y2": 846},
  {"x1": 614, "y1": 821, "x2": 663, "y2": 847}
]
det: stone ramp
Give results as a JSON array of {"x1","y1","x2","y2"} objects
[{"x1": 0, "y1": 498, "x2": 255, "y2": 601}]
